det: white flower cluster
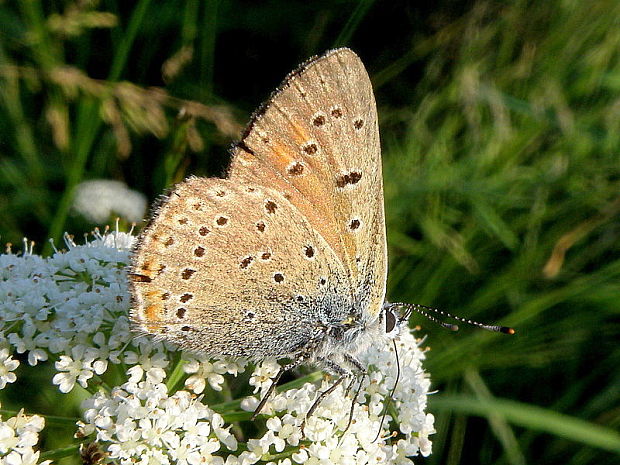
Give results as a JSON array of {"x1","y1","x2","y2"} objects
[
  {"x1": 236, "y1": 330, "x2": 435, "y2": 465},
  {"x1": 0, "y1": 232, "x2": 136, "y2": 394},
  {"x1": 0, "y1": 404, "x2": 50, "y2": 465},
  {"x1": 77, "y1": 377, "x2": 237, "y2": 465},
  {"x1": 0, "y1": 231, "x2": 434, "y2": 464}
]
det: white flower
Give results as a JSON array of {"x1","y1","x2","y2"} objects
[
  {"x1": 210, "y1": 413, "x2": 237, "y2": 451},
  {"x1": 52, "y1": 344, "x2": 106, "y2": 393},
  {"x1": 265, "y1": 415, "x2": 302, "y2": 448},
  {"x1": 0, "y1": 346, "x2": 19, "y2": 389},
  {"x1": 73, "y1": 179, "x2": 147, "y2": 223},
  {"x1": 0, "y1": 406, "x2": 49, "y2": 465},
  {"x1": 124, "y1": 343, "x2": 169, "y2": 384},
  {"x1": 238, "y1": 329, "x2": 435, "y2": 464},
  {"x1": 7, "y1": 325, "x2": 48, "y2": 366},
  {"x1": 248, "y1": 359, "x2": 281, "y2": 395},
  {"x1": 3, "y1": 449, "x2": 51, "y2": 465},
  {"x1": 184, "y1": 355, "x2": 246, "y2": 393},
  {"x1": 0, "y1": 423, "x2": 19, "y2": 454},
  {"x1": 1, "y1": 230, "x2": 135, "y2": 394}
]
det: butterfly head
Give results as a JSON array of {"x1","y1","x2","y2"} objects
[
  {"x1": 325, "y1": 303, "x2": 410, "y2": 358},
  {"x1": 382, "y1": 303, "x2": 412, "y2": 338}
]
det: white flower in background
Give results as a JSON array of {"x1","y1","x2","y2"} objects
[
  {"x1": 0, "y1": 231, "x2": 434, "y2": 464},
  {"x1": 73, "y1": 179, "x2": 147, "y2": 223},
  {"x1": 0, "y1": 404, "x2": 50, "y2": 465}
]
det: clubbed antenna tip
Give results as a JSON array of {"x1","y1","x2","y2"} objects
[{"x1": 389, "y1": 302, "x2": 515, "y2": 335}]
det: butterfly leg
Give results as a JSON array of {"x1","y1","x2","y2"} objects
[
  {"x1": 339, "y1": 354, "x2": 366, "y2": 410},
  {"x1": 251, "y1": 355, "x2": 310, "y2": 420},
  {"x1": 300, "y1": 355, "x2": 362, "y2": 435},
  {"x1": 339, "y1": 353, "x2": 368, "y2": 437},
  {"x1": 336, "y1": 372, "x2": 368, "y2": 443},
  {"x1": 343, "y1": 352, "x2": 366, "y2": 374},
  {"x1": 301, "y1": 374, "x2": 347, "y2": 435}
]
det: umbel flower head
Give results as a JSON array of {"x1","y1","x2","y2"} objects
[{"x1": 0, "y1": 230, "x2": 434, "y2": 465}]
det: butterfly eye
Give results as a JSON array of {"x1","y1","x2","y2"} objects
[{"x1": 385, "y1": 309, "x2": 397, "y2": 333}]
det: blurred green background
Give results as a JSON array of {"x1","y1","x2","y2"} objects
[{"x1": 1, "y1": 0, "x2": 619, "y2": 464}]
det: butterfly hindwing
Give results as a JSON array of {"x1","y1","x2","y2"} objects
[{"x1": 130, "y1": 177, "x2": 353, "y2": 357}]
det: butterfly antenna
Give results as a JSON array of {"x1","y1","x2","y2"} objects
[
  {"x1": 390, "y1": 302, "x2": 515, "y2": 335},
  {"x1": 372, "y1": 339, "x2": 401, "y2": 443}
]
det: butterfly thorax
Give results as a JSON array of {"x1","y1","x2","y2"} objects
[
  {"x1": 302, "y1": 303, "x2": 408, "y2": 378},
  {"x1": 315, "y1": 304, "x2": 388, "y2": 355}
]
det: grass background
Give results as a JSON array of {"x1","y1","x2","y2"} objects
[{"x1": 1, "y1": 0, "x2": 620, "y2": 464}]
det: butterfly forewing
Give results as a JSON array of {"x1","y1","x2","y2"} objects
[{"x1": 229, "y1": 48, "x2": 387, "y2": 318}]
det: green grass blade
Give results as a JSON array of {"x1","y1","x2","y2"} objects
[{"x1": 431, "y1": 395, "x2": 620, "y2": 454}]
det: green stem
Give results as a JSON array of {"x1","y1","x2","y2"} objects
[
  {"x1": 333, "y1": 0, "x2": 376, "y2": 48},
  {"x1": 43, "y1": 0, "x2": 153, "y2": 256},
  {"x1": 261, "y1": 447, "x2": 298, "y2": 462},
  {"x1": 40, "y1": 443, "x2": 83, "y2": 461},
  {"x1": 431, "y1": 395, "x2": 620, "y2": 454},
  {"x1": 166, "y1": 352, "x2": 188, "y2": 392}
]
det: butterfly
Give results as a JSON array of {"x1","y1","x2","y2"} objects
[{"x1": 129, "y1": 48, "x2": 512, "y2": 418}]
